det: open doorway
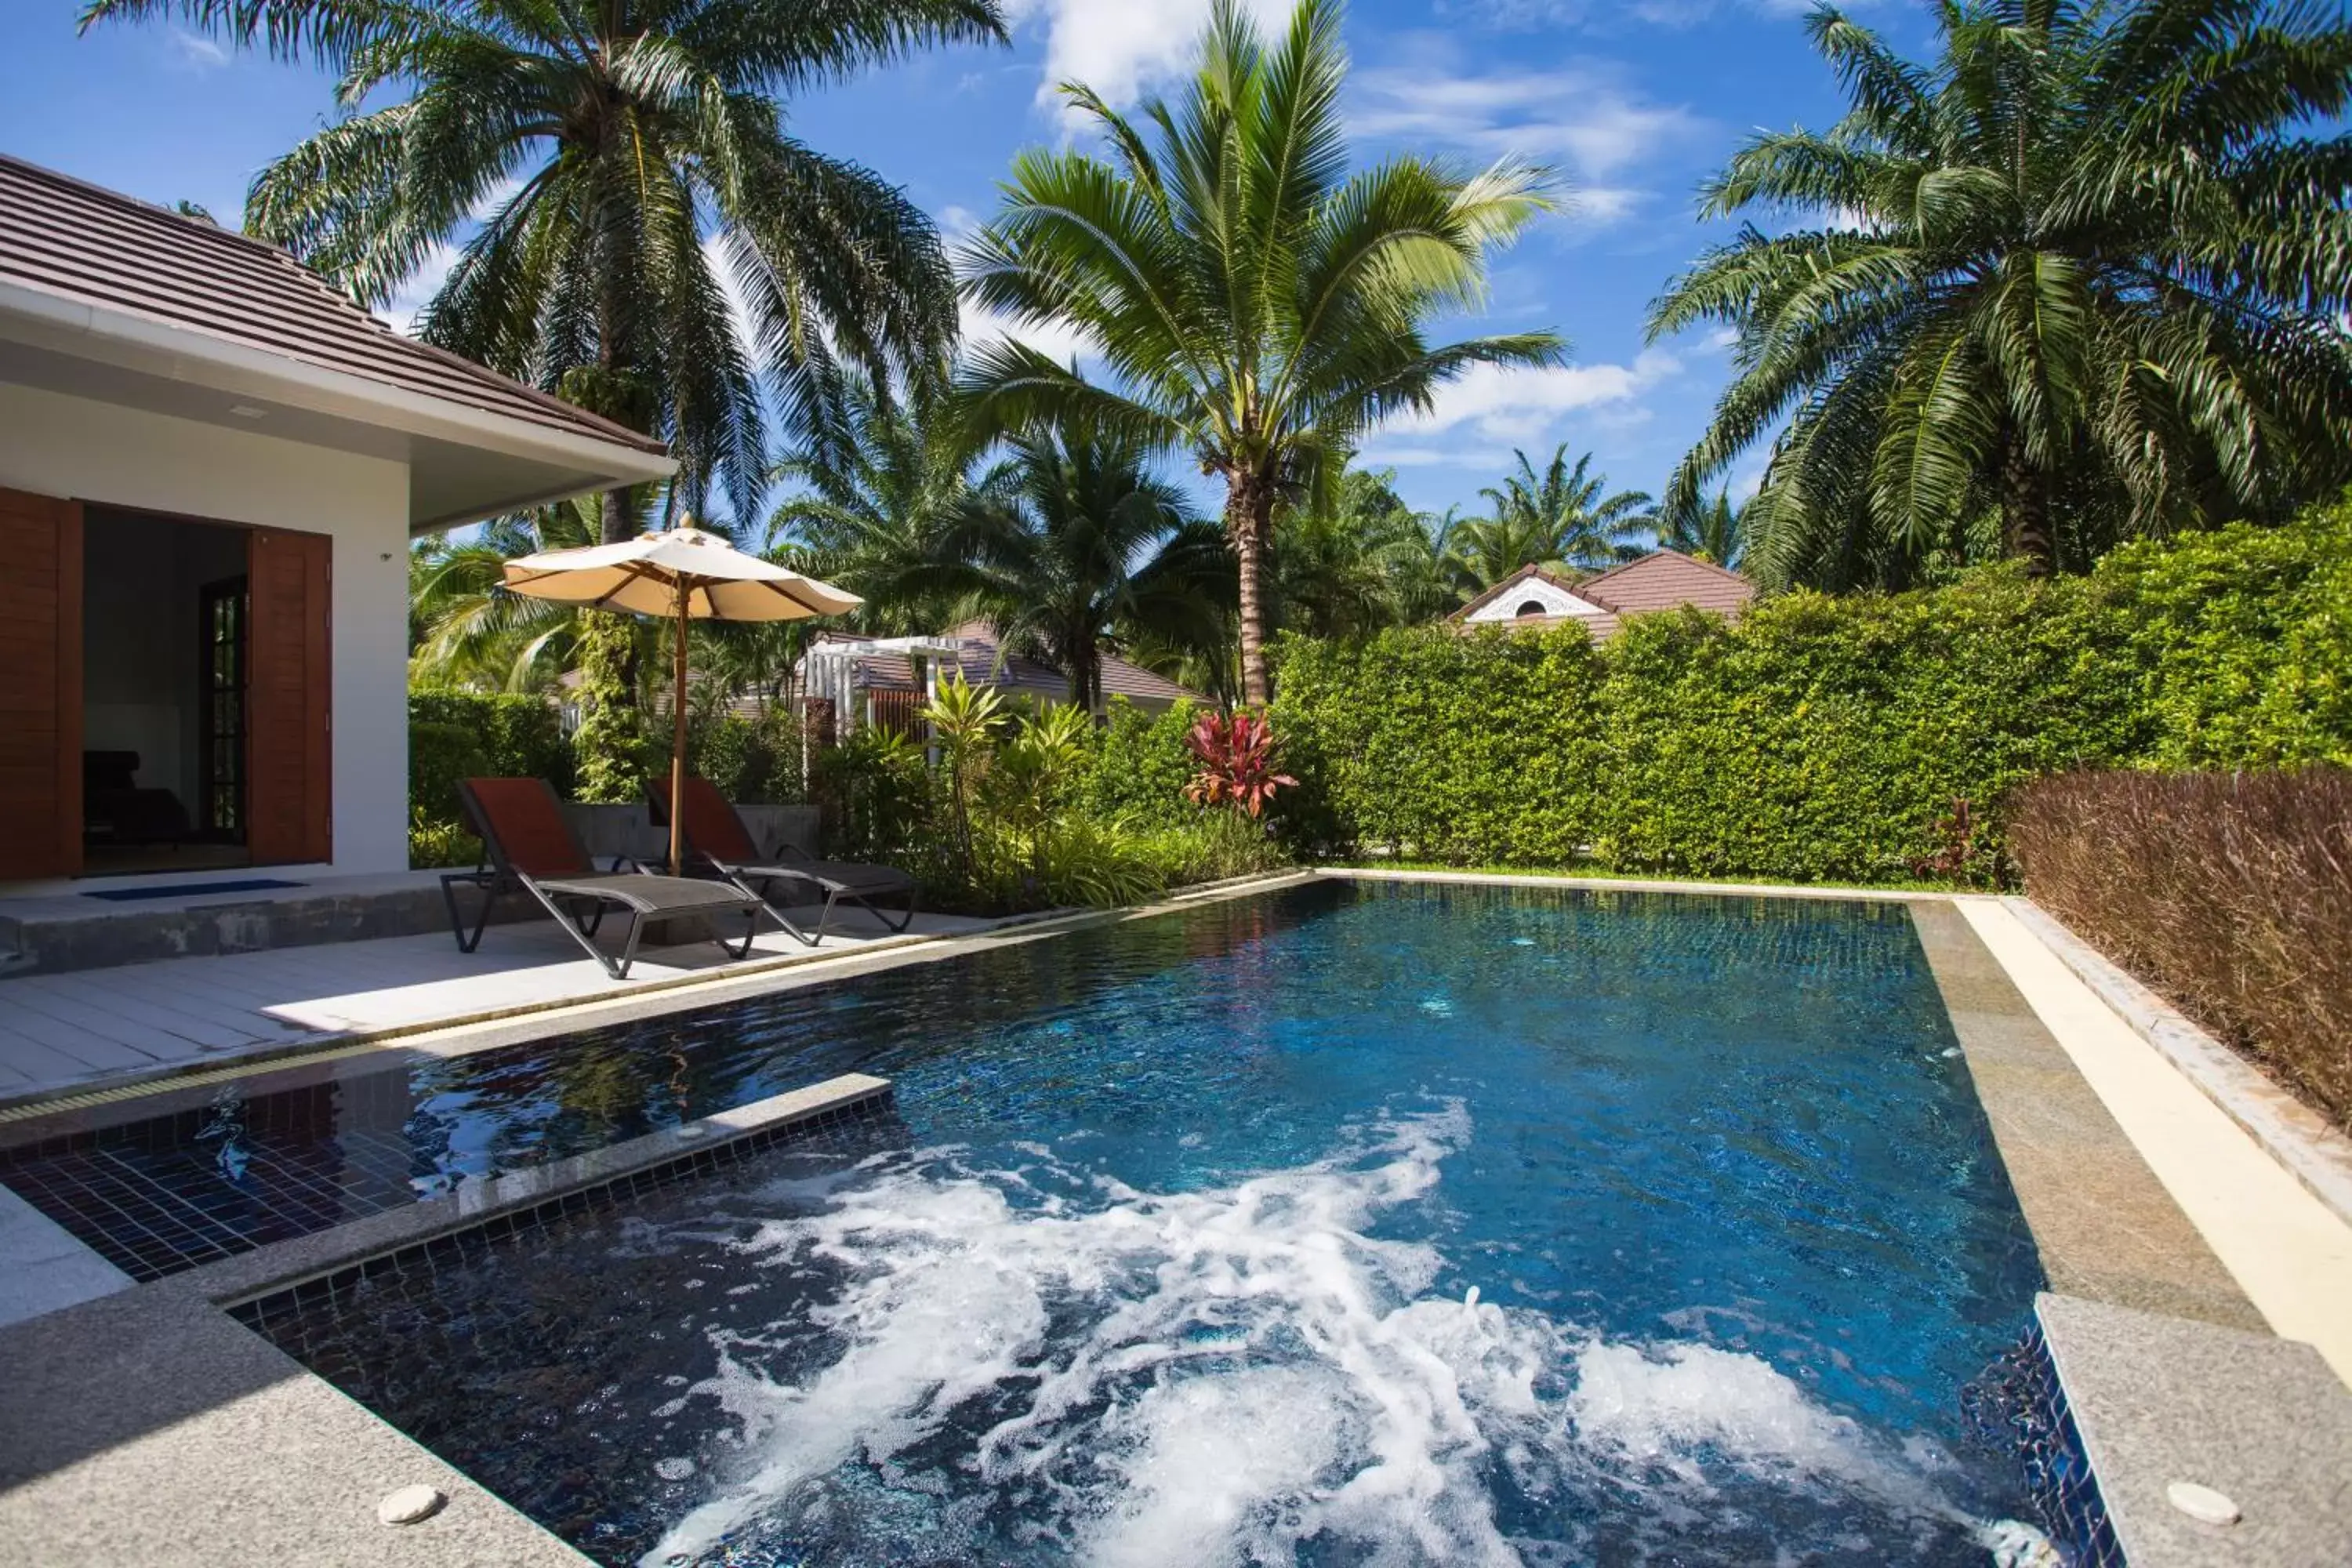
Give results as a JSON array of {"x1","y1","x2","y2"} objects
[{"x1": 82, "y1": 507, "x2": 252, "y2": 877}]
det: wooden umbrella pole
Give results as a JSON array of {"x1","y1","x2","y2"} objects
[{"x1": 670, "y1": 575, "x2": 689, "y2": 876}]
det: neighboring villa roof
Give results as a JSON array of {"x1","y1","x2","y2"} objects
[
  {"x1": 0, "y1": 154, "x2": 674, "y2": 530},
  {"x1": 1573, "y1": 549, "x2": 1755, "y2": 617},
  {"x1": 1447, "y1": 551, "x2": 1754, "y2": 637},
  {"x1": 811, "y1": 622, "x2": 1202, "y2": 708}
]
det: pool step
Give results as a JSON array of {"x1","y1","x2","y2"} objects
[{"x1": 2036, "y1": 1291, "x2": 2352, "y2": 1566}]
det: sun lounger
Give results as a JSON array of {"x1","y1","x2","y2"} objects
[
  {"x1": 660, "y1": 775, "x2": 918, "y2": 946},
  {"x1": 444, "y1": 777, "x2": 763, "y2": 978}
]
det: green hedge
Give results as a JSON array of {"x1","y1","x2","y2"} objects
[
  {"x1": 1271, "y1": 502, "x2": 2352, "y2": 883},
  {"x1": 1073, "y1": 698, "x2": 1206, "y2": 829},
  {"x1": 408, "y1": 690, "x2": 575, "y2": 798}
]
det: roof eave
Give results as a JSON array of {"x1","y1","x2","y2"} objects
[{"x1": 0, "y1": 279, "x2": 677, "y2": 509}]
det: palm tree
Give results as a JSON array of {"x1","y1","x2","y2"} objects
[
  {"x1": 767, "y1": 372, "x2": 1011, "y2": 635},
  {"x1": 1464, "y1": 445, "x2": 1652, "y2": 582},
  {"x1": 956, "y1": 0, "x2": 1563, "y2": 705},
  {"x1": 942, "y1": 427, "x2": 1229, "y2": 710},
  {"x1": 1272, "y1": 464, "x2": 1450, "y2": 636},
  {"x1": 1657, "y1": 487, "x2": 1748, "y2": 572},
  {"x1": 408, "y1": 503, "x2": 599, "y2": 691},
  {"x1": 1650, "y1": 0, "x2": 2352, "y2": 590},
  {"x1": 84, "y1": 0, "x2": 1007, "y2": 534}
]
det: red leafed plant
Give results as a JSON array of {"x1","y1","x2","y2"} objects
[{"x1": 1184, "y1": 710, "x2": 1297, "y2": 818}]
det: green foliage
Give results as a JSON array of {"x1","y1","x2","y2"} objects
[
  {"x1": 407, "y1": 808, "x2": 482, "y2": 871},
  {"x1": 408, "y1": 691, "x2": 574, "y2": 793},
  {"x1": 1073, "y1": 699, "x2": 1203, "y2": 829},
  {"x1": 407, "y1": 720, "x2": 488, "y2": 830},
  {"x1": 1652, "y1": 0, "x2": 2352, "y2": 588},
  {"x1": 570, "y1": 615, "x2": 646, "y2": 804},
  {"x1": 688, "y1": 710, "x2": 807, "y2": 806},
  {"x1": 808, "y1": 692, "x2": 1294, "y2": 914},
  {"x1": 1271, "y1": 506, "x2": 2352, "y2": 883}
]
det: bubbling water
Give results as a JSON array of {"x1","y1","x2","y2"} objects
[{"x1": 639, "y1": 1105, "x2": 2031, "y2": 1566}]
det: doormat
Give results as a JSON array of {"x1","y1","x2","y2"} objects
[{"x1": 81, "y1": 879, "x2": 307, "y2": 903}]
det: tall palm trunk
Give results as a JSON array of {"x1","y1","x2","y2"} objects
[
  {"x1": 2001, "y1": 432, "x2": 2055, "y2": 579},
  {"x1": 1227, "y1": 471, "x2": 1274, "y2": 708}
]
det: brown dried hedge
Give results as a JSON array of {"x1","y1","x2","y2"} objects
[{"x1": 2007, "y1": 768, "x2": 2352, "y2": 1129}]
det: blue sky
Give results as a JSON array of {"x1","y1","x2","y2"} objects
[{"x1": 0, "y1": 0, "x2": 1925, "y2": 521}]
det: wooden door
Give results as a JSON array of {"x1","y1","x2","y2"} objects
[
  {"x1": 0, "y1": 488, "x2": 82, "y2": 880},
  {"x1": 245, "y1": 526, "x2": 332, "y2": 866}
]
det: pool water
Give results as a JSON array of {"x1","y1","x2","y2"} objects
[{"x1": 147, "y1": 883, "x2": 2050, "y2": 1563}]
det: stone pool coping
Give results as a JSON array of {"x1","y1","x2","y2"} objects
[
  {"x1": 0, "y1": 1073, "x2": 895, "y2": 1566},
  {"x1": 2003, "y1": 896, "x2": 2352, "y2": 1229}
]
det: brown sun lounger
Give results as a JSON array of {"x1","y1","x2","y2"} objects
[
  {"x1": 443, "y1": 778, "x2": 762, "y2": 978},
  {"x1": 660, "y1": 775, "x2": 918, "y2": 947}
]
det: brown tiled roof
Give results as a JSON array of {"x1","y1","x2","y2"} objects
[
  {"x1": 0, "y1": 154, "x2": 665, "y2": 456},
  {"x1": 1573, "y1": 549, "x2": 1754, "y2": 616},
  {"x1": 1447, "y1": 563, "x2": 1595, "y2": 623},
  {"x1": 814, "y1": 625, "x2": 1202, "y2": 708}
]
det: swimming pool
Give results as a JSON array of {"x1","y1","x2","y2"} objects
[{"x1": 6, "y1": 880, "x2": 2053, "y2": 1563}]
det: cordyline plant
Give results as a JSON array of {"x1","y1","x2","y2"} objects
[{"x1": 1183, "y1": 711, "x2": 1296, "y2": 818}]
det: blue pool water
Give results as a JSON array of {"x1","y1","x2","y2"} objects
[{"x1": 31, "y1": 881, "x2": 2052, "y2": 1563}]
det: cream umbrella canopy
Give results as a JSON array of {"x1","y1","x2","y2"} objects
[{"x1": 502, "y1": 527, "x2": 862, "y2": 875}]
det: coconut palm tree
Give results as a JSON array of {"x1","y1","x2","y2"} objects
[
  {"x1": 1657, "y1": 487, "x2": 1748, "y2": 571},
  {"x1": 408, "y1": 503, "x2": 598, "y2": 691},
  {"x1": 766, "y1": 372, "x2": 1012, "y2": 635},
  {"x1": 1462, "y1": 445, "x2": 1652, "y2": 582},
  {"x1": 956, "y1": 0, "x2": 1563, "y2": 705},
  {"x1": 83, "y1": 0, "x2": 1007, "y2": 533},
  {"x1": 1271, "y1": 465, "x2": 1451, "y2": 636},
  {"x1": 1650, "y1": 0, "x2": 2352, "y2": 590},
  {"x1": 940, "y1": 428, "x2": 1229, "y2": 710}
]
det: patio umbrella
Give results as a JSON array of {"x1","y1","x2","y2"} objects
[{"x1": 503, "y1": 527, "x2": 862, "y2": 875}]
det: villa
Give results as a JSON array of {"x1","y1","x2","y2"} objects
[
  {"x1": 1449, "y1": 550, "x2": 1755, "y2": 637},
  {"x1": 797, "y1": 619, "x2": 1202, "y2": 735},
  {"x1": 0, "y1": 154, "x2": 673, "y2": 886}
]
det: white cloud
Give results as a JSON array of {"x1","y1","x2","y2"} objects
[
  {"x1": 380, "y1": 240, "x2": 459, "y2": 337},
  {"x1": 1363, "y1": 349, "x2": 1683, "y2": 463},
  {"x1": 167, "y1": 28, "x2": 229, "y2": 69},
  {"x1": 1004, "y1": 0, "x2": 1290, "y2": 122},
  {"x1": 956, "y1": 297, "x2": 1094, "y2": 368},
  {"x1": 1350, "y1": 61, "x2": 1702, "y2": 227}
]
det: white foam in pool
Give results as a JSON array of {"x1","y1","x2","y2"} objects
[{"x1": 639, "y1": 1106, "x2": 1985, "y2": 1566}]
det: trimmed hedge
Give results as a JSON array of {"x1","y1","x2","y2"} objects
[
  {"x1": 408, "y1": 690, "x2": 574, "y2": 798},
  {"x1": 1271, "y1": 503, "x2": 2352, "y2": 883},
  {"x1": 1073, "y1": 698, "x2": 1207, "y2": 830}
]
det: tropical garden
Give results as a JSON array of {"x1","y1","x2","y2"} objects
[{"x1": 89, "y1": 0, "x2": 2352, "y2": 1117}]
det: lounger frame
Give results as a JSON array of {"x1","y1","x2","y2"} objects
[{"x1": 442, "y1": 779, "x2": 762, "y2": 978}]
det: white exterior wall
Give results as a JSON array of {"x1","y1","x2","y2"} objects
[
  {"x1": 1461, "y1": 575, "x2": 1606, "y2": 624},
  {"x1": 0, "y1": 381, "x2": 412, "y2": 876}
]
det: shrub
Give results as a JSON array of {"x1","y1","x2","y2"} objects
[
  {"x1": 690, "y1": 710, "x2": 806, "y2": 805},
  {"x1": 1269, "y1": 503, "x2": 2352, "y2": 882},
  {"x1": 407, "y1": 807, "x2": 481, "y2": 870},
  {"x1": 408, "y1": 720, "x2": 488, "y2": 829},
  {"x1": 2008, "y1": 768, "x2": 2352, "y2": 1130},
  {"x1": 408, "y1": 690, "x2": 573, "y2": 793},
  {"x1": 1073, "y1": 699, "x2": 1201, "y2": 829}
]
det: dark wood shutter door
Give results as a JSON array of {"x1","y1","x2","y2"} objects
[
  {"x1": 245, "y1": 527, "x2": 332, "y2": 866},
  {"x1": 0, "y1": 488, "x2": 82, "y2": 879}
]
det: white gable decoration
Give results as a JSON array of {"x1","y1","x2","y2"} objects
[{"x1": 1461, "y1": 574, "x2": 1606, "y2": 623}]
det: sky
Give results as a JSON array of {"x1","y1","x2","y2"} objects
[{"x1": 0, "y1": 0, "x2": 1933, "y2": 523}]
